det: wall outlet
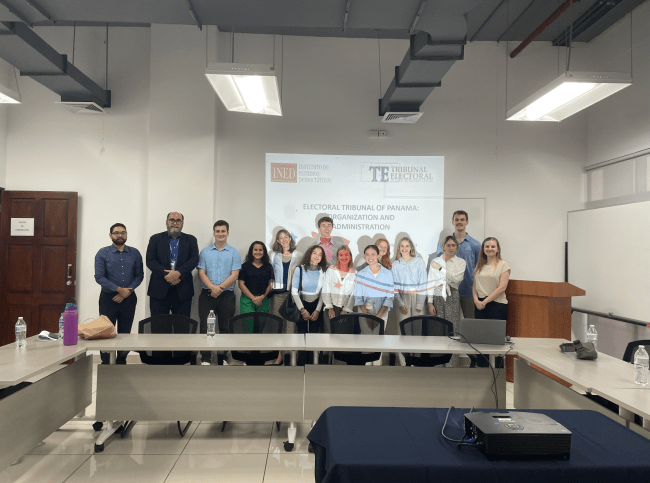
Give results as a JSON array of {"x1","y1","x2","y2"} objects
[{"x1": 368, "y1": 130, "x2": 388, "y2": 138}]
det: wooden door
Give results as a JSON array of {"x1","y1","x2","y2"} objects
[{"x1": 0, "y1": 191, "x2": 77, "y2": 346}]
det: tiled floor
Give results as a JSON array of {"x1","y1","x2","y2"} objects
[{"x1": 0, "y1": 363, "x2": 514, "y2": 482}]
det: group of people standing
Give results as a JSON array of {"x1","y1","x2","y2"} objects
[{"x1": 94, "y1": 210, "x2": 510, "y2": 367}]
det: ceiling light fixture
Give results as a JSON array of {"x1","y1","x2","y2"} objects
[
  {"x1": 0, "y1": 83, "x2": 21, "y2": 104},
  {"x1": 506, "y1": 71, "x2": 631, "y2": 122},
  {"x1": 205, "y1": 63, "x2": 282, "y2": 116}
]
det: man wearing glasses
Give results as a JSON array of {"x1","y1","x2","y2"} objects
[
  {"x1": 94, "y1": 223, "x2": 144, "y2": 364},
  {"x1": 146, "y1": 212, "x2": 199, "y2": 317}
]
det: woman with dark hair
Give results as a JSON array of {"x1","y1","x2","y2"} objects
[
  {"x1": 238, "y1": 241, "x2": 274, "y2": 317},
  {"x1": 357, "y1": 237, "x2": 392, "y2": 271},
  {"x1": 291, "y1": 245, "x2": 328, "y2": 365},
  {"x1": 322, "y1": 245, "x2": 357, "y2": 327},
  {"x1": 472, "y1": 237, "x2": 511, "y2": 367},
  {"x1": 428, "y1": 235, "x2": 466, "y2": 367},
  {"x1": 354, "y1": 245, "x2": 394, "y2": 365}
]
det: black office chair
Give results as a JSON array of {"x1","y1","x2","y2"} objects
[
  {"x1": 329, "y1": 313, "x2": 385, "y2": 365},
  {"x1": 127, "y1": 314, "x2": 199, "y2": 437},
  {"x1": 399, "y1": 315, "x2": 454, "y2": 367},
  {"x1": 228, "y1": 312, "x2": 284, "y2": 366},
  {"x1": 585, "y1": 339, "x2": 650, "y2": 423}
]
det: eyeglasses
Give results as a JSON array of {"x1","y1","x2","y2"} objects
[
  {"x1": 111, "y1": 231, "x2": 127, "y2": 236},
  {"x1": 168, "y1": 219, "x2": 183, "y2": 224}
]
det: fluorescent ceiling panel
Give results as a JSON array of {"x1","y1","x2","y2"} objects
[
  {"x1": 507, "y1": 72, "x2": 631, "y2": 122},
  {"x1": 205, "y1": 63, "x2": 282, "y2": 116},
  {"x1": 0, "y1": 83, "x2": 21, "y2": 104}
]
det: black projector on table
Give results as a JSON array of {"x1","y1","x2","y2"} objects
[{"x1": 464, "y1": 411, "x2": 572, "y2": 459}]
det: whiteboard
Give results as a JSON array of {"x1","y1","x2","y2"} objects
[{"x1": 568, "y1": 201, "x2": 650, "y2": 322}]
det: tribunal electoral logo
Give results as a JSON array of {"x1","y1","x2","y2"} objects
[{"x1": 270, "y1": 163, "x2": 297, "y2": 183}]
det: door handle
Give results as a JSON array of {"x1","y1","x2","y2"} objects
[{"x1": 67, "y1": 264, "x2": 72, "y2": 278}]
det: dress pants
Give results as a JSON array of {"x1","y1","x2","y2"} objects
[
  {"x1": 198, "y1": 289, "x2": 236, "y2": 364},
  {"x1": 472, "y1": 297, "x2": 507, "y2": 368},
  {"x1": 459, "y1": 295, "x2": 475, "y2": 319},
  {"x1": 149, "y1": 286, "x2": 192, "y2": 317},
  {"x1": 99, "y1": 291, "x2": 137, "y2": 364}
]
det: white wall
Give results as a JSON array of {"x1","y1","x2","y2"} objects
[
  {"x1": 0, "y1": 57, "x2": 14, "y2": 188},
  {"x1": 215, "y1": 35, "x2": 586, "y2": 283},
  {"x1": 5, "y1": 25, "x2": 215, "y2": 325},
  {"x1": 583, "y1": 1, "x2": 650, "y2": 166}
]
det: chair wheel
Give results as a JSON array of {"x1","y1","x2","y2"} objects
[
  {"x1": 92, "y1": 421, "x2": 103, "y2": 431},
  {"x1": 283, "y1": 441, "x2": 294, "y2": 452},
  {"x1": 94, "y1": 443, "x2": 104, "y2": 453},
  {"x1": 308, "y1": 443, "x2": 314, "y2": 453}
]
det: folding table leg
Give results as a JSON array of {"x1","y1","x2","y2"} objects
[
  {"x1": 283, "y1": 350, "x2": 298, "y2": 452},
  {"x1": 95, "y1": 350, "x2": 119, "y2": 452}
]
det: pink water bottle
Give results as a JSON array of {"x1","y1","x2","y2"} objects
[{"x1": 63, "y1": 304, "x2": 78, "y2": 345}]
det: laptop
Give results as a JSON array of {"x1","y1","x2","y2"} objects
[{"x1": 458, "y1": 318, "x2": 507, "y2": 345}]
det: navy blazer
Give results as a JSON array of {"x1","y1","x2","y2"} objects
[{"x1": 146, "y1": 231, "x2": 199, "y2": 301}]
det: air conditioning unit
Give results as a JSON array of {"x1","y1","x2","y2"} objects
[
  {"x1": 56, "y1": 101, "x2": 108, "y2": 114},
  {"x1": 381, "y1": 112, "x2": 423, "y2": 123}
]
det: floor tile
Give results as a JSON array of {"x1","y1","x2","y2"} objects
[
  {"x1": 165, "y1": 454, "x2": 267, "y2": 483},
  {"x1": 0, "y1": 454, "x2": 89, "y2": 483},
  {"x1": 27, "y1": 428, "x2": 97, "y2": 455},
  {"x1": 269, "y1": 423, "x2": 312, "y2": 454},
  {"x1": 264, "y1": 453, "x2": 316, "y2": 483},
  {"x1": 183, "y1": 422, "x2": 272, "y2": 454},
  {"x1": 66, "y1": 454, "x2": 178, "y2": 482},
  {"x1": 102, "y1": 422, "x2": 198, "y2": 455}
]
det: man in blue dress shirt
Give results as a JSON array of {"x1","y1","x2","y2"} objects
[
  {"x1": 146, "y1": 212, "x2": 199, "y2": 317},
  {"x1": 435, "y1": 210, "x2": 481, "y2": 318},
  {"x1": 94, "y1": 223, "x2": 144, "y2": 364},
  {"x1": 197, "y1": 220, "x2": 241, "y2": 365}
]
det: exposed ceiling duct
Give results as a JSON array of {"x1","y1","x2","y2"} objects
[
  {"x1": 379, "y1": 2, "x2": 481, "y2": 119},
  {"x1": 0, "y1": 21, "x2": 111, "y2": 108}
]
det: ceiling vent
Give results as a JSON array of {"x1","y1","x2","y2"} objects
[
  {"x1": 56, "y1": 101, "x2": 108, "y2": 114},
  {"x1": 381, "y1": 112, "x2": 423, "y2": 124}
]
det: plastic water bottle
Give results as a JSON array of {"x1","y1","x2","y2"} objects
[
  {"x1": 59, "y1": 313, "x2": 65, "y2": 339},
  {"x1": 15, "y1": 317, "x2": 26, "y2": 348},
  {"x1": 633, "y1": 345, "x2": 649, "y2": 386},
  {"x1": 207, "y1": 310, "x2": 216, "y2": 338},
  {"x1": 586, "y1": 325, "x2": 598, "y2": 351}
]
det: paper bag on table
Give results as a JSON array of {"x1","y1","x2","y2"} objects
[{"x1": 78, "y1": 316, "x2": 117, "y2": 340}]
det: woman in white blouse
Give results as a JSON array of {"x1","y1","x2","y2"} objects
[
  {"x1": 428, "y1": 235, "x2": 466, "y2": 367},
  {"x1": 322, "y1": 245, "x2": 357, "y2": 332}
]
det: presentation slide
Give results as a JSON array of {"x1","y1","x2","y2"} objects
[{"x1": 266, "y1": 154, "x2": 444, "y2": 261}]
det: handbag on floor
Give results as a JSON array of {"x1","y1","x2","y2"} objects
[{"x1": 279, "y1": 267, "x2": 303, "y2": 323}]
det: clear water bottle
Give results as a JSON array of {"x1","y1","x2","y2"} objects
[
  {"x1": 59, "y1": 313, "x2": 65, "y2": 339},
  {"x1": 15, "y1": 317, "x2": 26, "y2": 348},
  {"x1": 586, "y1": 325, "x2": 598, "y2": 351},
  {"x1": 207, "y1": 310, "x2": 216, "y2": 338},
  {"x1": 633, "y1": 345, "x2": 649, "y2": 386}
]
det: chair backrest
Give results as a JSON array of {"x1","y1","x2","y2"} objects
[
  {"x1": 138, "y1": 314, "x2": 199, "y2": 365},
  {"x1": 228, "y1": 312, "x2": 284, "y2": 335},
  {"x1": 622, "y1": 339, "x2": 650, "y2": 363},
  {"x1": 329, "y1": 313, "x2": 385, "y2": 336},
  {"x1": 399, "y1": 315, "x2": 453, "y2": 337},
  {"x1": 399, "y1": 315, "x2": 454, "y2": 367}
]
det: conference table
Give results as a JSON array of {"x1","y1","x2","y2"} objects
[
  {"x1": 1, "y1": 333, "x2": 649, "y2": 472},
  {"x1": 307, "y1": 406, "x2": 650, "y2": 483}
]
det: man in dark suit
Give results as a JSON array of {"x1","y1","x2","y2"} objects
[{"x1": 146, "y1": 212, "x2": 200, "y2": 317}]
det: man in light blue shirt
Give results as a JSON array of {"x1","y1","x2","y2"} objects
[
  {"x1": 436, "y1": 210, "x2": 481, "y2": 318},
  {"x1": 197, "y1": 220, "x2": 241, "y2": 365}
]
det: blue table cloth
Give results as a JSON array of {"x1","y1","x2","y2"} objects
[{"x1": 307, "y1": 407, "x2": 650, "y2": 483}]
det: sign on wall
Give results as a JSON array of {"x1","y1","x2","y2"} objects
[
  {"x1": 10, "y1": 218, "x2": 35, "y2": 236},
  {"x1": 266, "y1": 154, "x2": 444, "y2": 260}
]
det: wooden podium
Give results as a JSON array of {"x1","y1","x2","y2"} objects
[{"x1": 505, "y1": 280, "x2": 585, "y2": 382}]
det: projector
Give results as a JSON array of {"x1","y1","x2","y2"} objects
[{"x1": 464, "y1": 411, "x2": 571, "y2": 459}]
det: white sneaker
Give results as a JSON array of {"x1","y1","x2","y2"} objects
[
  {"x1": 201, "y1": 361, "x2": 211, "y2": 366},
  {"x1": 222, "y1": 360, "x2": 229, "y2": 366}
]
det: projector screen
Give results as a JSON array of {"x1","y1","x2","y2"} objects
[
  {"x1": 266, "y1": 154, "x2": 444, "y2": 263},
  {"x1": 568, "y1": 200, "x2": 650, "y2": 322}
]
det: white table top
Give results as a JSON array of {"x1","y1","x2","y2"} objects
[
  {"x1": 87, "y1": 333, "x2": 306, "y2": 351},
  {"x1": 515, "y1": 338, "x2": 635, "y2": 393},
  {"x1": 591, "y1": 386, "x2": 650, "y2": 420},
  {"x1": 0, "y1": 337, "x2": 87, "y2": 386},
  {"x1": 305, "y1": 334, "x2": 521, "y2": 354}
]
